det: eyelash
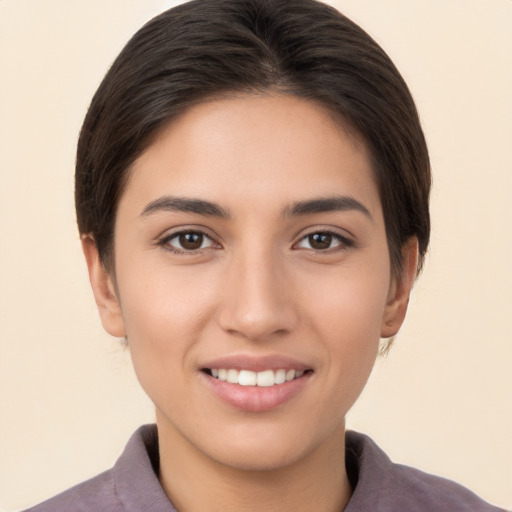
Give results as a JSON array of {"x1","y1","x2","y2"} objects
[
  {"x1": 158, "y1": 229, "x2": 218, "y2": 255},
  {"x1": 294, "y1": 230, "x2": 354, "y2": 253},
  {"x1": 157, "y1": 229, "x2": 354, "y2": 255}
]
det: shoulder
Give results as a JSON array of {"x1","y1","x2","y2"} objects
[
  {"x1": 22, "y1": 468, "x2": 120, "y2": 512},
  {"x1": 385, "y1": 462, "x2": 506, "y2": 511},
  {"x1": 345, "y1": 431, "x2": 507, "y2": 512},
  {"x1": 23, "y1": 424, "x2": 175, "y2": 512}
]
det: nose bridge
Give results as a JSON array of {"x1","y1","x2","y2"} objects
[{"x1": 218, "y1": 242, "x2": 297, "y2": 340}]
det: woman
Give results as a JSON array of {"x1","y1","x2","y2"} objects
[{"x1": 22, "y1": 0, "x2": 507, "y2": 510}]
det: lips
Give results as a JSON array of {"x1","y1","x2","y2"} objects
[{"x1": 200, "y1": 355, "x2": 313, "y2": 412}]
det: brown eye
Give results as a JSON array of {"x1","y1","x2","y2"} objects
[
  {"x1": 179, "y1": 232, "x2": 204, "y2": 250},
  {"x1": 296, "y1": 231, "x2": 349, "y2": 252},
  {"x1": 164, "y1": 231, "x2": 215, "y2": 252},
  {"x1": 308, "y1": 233, "x2": 333, "y2": 250}
]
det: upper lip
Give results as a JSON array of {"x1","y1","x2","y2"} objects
[{"x1": 200, "y1": 354, "x2": 312, "y2": 373}]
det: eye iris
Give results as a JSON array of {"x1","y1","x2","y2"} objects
[
  {"x1": 179, "y1": 232, "x2": 203, "y2": 250},
  {"x1": 309, "y1": 233, "x2": 332, "y2": 250}
]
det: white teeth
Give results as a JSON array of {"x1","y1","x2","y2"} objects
[
  {"x1": 275, "y1": 369, "x2": 286, "y2": 384},
  {"x1": 226, "y1": 369, "x2": 239, "y2": 384},
  {"x1": 238, "y1": 370, "x2": 257, "y2": 386},
  {"x1": 256, "y1": 370, "x2": 275, "y2": 387},
  {"x1": 210, "y1": 368, "x2": 307, "y2": 386}
]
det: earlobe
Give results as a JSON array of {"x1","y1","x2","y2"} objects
[
  {"x1": 81, "y1": 236, "x2": 126, "y2": 338},
  {"x1": 380, "y1": 238, "x2": 419, "y2": 339}
]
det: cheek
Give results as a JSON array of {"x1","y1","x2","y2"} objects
[
  {"x1": 115, "y1": 260, "x2": 219, "y2": 377},
  {"x1": 301, "y1": 259, "x2": 390, "y2": 339},
  {"x1": 118, "y1": 255, "x2": 213, "y2": 327},
  {"x1": 323, "y1": 285, "x2": 383, "y2": 373},
  {"x1": 298, "y1": 261, "x2": 390, "y2": 389}
]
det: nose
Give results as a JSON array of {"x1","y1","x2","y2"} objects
[{"x1": 217, "y1": 247, "x2": 299, "y2": 342}]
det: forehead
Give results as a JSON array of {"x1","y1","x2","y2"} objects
[{"x1": 120, "y1": 94, "x2": 381, "y2": 221}]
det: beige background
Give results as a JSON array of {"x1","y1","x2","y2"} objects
[{"x1": 1, "y1": 0, "x2": 511, "y2": 510}]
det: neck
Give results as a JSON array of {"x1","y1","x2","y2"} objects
[{"x1": 156, "y1": 413, "x2": 352, "y2": 512}]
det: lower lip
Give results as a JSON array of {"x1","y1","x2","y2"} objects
[{"x1": 202, "y1": 372, "x2": 312, "y2": 412}]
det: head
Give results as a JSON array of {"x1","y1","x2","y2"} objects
[
  {"x1": 76, "y1": 0, "x2": 431, "y2": 475},
  {"x1": 76, "y1": 0, "x2": 430, "y2": 280}
]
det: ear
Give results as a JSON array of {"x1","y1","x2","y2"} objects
[
  {"x1": 81, "y1": 236, "x2": 126, "y2": 338},
  {"x1": 380, "y1": 238, "x2": 419, "y2": 338}
]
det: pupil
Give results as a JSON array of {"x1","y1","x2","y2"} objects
[
  {"x1": 179, "y1": 232, "x2": 203, "y2": 250},
  {"x1": 309, "y1": 233, "x2": 331, "y2": 250}
]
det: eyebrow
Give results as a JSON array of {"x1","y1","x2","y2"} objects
[
  {"x1": 284, "y1": 196, "x2": 372, "y2": 220},
  {"x1": 140, "y1": 194, "x2": 372, "y2": 221},
  {"x1": 140, "y1": 196, "x2": 230, "y2": 218}
]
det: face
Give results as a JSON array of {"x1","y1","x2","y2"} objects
[{"x1": 85, "y1": 95, "x2": 416, "y2": 472}]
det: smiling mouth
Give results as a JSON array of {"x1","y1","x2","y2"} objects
[{"x1": 202, "y1": 368, "x2": 312, "y2": 387}]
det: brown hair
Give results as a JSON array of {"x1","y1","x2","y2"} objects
[{"x1": 75, "y1": 0, "x2": 431, "y2": 276}]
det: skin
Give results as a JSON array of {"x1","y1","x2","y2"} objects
[{"x1": 83, "y1": 94, "x2": 418, "y2": 512}]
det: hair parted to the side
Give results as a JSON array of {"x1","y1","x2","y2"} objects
[{"x1": 75, "y1": 0, "x2": 431, "y2": 280}]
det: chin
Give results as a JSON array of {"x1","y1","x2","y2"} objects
[
  {"x1": 208, "y1": 441, "x2": 308, "y2": 473},
  {"x1": 198, "y1": 419, "x2": 345, "y2": 474}
]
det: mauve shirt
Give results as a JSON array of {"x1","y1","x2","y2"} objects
[{"x1": 24, "y1": 424, "x2": 507, "y2": 511}]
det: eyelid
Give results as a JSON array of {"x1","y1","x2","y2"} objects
[
  {"x1": 292, "y1": 226, "x2": 355, "y2": 252},
  {"x1": 157, "y1": 226, "x2": 222, "y2": 253}
]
